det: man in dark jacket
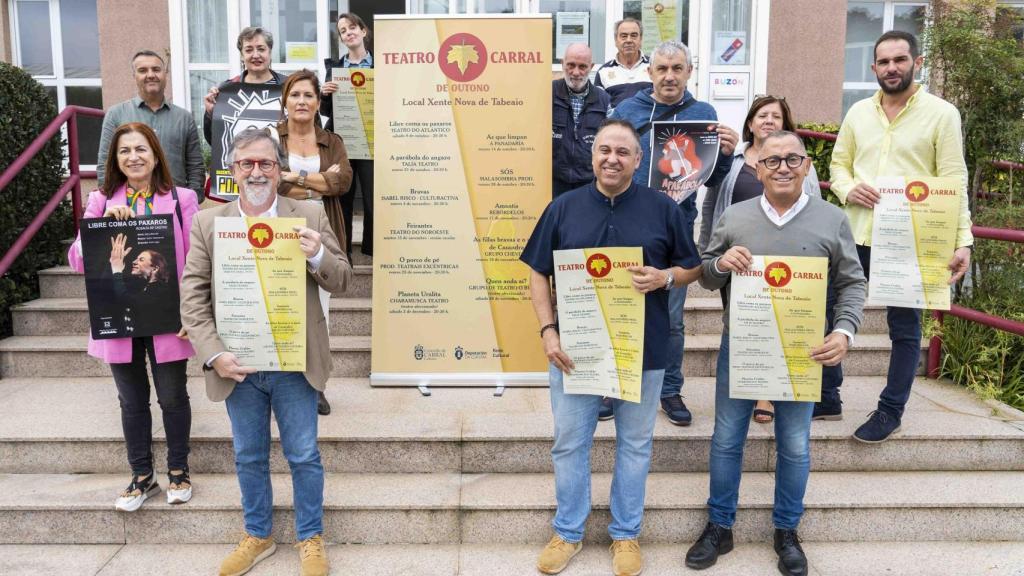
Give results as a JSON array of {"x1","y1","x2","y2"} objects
[{"x1": 552, "y1": 43, "x2": 610, "y2": 198}]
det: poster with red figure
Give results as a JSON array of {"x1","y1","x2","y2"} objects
[{"x1": 648, "y1": 121, "x2": 720, "y2": 203}]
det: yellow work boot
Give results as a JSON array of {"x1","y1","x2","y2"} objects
[
  {"x1": 297, "y1": 534, "x2": 330, "y2": 576},
  {"x1": 610, "y1": 539, "x2": 643, "y2": 576},
  {"x1": 537, "y1": 534, "x2": 582, "y2": 574},
  {"x1": 219, "y1": 533, "x2": 276, "y2": 576}
]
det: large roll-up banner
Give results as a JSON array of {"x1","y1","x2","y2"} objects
[{"x1": 372, "y1": 15, "x2": 551, "y2": 387}]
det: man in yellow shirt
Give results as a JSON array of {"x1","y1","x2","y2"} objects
[{"x1": 829, "y1": 31, "x2": 973, "y2": 443}]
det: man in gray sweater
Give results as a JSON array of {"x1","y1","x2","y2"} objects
[{"x1": 685, "y1": 131, "x2": 866, "y2": 576}]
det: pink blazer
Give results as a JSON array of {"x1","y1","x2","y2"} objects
[{"x1": 68, "y1": 185, "x2": 199, "y2": 364}]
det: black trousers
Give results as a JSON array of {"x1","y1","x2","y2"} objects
[
  {"x1": 108, "y1": 337, "x2": 191, "y2": 475},
  {"x1": 341, "y1": 158, "x2": 374, "y2": 257}
]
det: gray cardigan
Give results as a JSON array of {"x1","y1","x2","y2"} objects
[
  {"x1": 700, "y1": 196, "x2": 866, "y2": 336},
  {"x1": 699, "y1": 141, "x2": 821, "y2": 252}
]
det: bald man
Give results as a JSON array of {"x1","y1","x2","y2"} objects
[{"x1": 552, "y1": 43, "x2": 610, "y2": 198}]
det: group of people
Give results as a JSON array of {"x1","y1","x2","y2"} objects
[
  {"x1": 70, "y1": 14, "x2": 377, "y2": 576},
  {"x1": 538, "y1": 21, "x2": 972, "y2": 576},
  {"x1": 60, "y1": 12, "x2": 975, "y2": 576}
]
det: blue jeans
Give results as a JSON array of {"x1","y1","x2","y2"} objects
[
  {"x1": 548, "y1": 365, "x2": 665, "y2": 542},
  {"x1": 225, "y1": 371, "x2": 324, "y2": 540},
  {"x1": 662, "y1": 198, "x2": 697, "y2": 398},
  {"x1": 821, "y1": 246, "x2": 920, "y2": 418},
  {"x1": 707, "y1": 333, "x2": 814, "y2": 530}
]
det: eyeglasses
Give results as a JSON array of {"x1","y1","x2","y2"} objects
[
  {"x1": 758, "y1": 154, "x2": 807, "y2": 170},
  {"x1": 233, "y1": 159, "x2": 279, "y2": 172}
]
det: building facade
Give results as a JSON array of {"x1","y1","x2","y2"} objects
[{"x1": 2, "y1": 0, "x2": 1022, "y2": 169}]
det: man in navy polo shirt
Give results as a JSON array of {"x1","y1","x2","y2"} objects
[{"x1": 522, "y1": 119, "x2": 702, "y2": 576}]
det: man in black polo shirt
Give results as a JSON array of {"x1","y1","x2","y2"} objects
[{"x1": 522, "y1": 119, "x2": 702, "y2": 576}]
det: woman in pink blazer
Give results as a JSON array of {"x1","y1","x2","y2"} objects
[{"x1": 68, "y1": 122, "x2": 199, "y2": 511}]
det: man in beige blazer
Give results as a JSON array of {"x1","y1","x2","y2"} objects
[{"x1": 180, "y1": 128, "x2": 350, "y2": 576}]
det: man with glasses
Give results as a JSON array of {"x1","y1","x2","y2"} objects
[
  {"x1": 180, "y1": 129, "x2": 350, "y2": 576},
  {"x1": 829, "y1": 31, "x2": 973, "y2": 443},
  {"x1": 686, "y1": 130, "x2": 865, "y2": 576},
  {"x1": 595, "y1": 18, "x2": 652, "y2": 107}
]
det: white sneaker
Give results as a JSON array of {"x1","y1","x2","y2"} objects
[
  {"x1": 114, "y1": 473, "x2": 160, "y2": 512},
  {"x1": 167, "y1": 470, "x2": 192, "y2": 505}
]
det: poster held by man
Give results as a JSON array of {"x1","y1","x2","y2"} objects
[
  {"x1": 81, "y1": 215, "x2": 180, "y2": 339},
  {"x1": 648, "y1": 121, "x2": 720, "y2": 203}
]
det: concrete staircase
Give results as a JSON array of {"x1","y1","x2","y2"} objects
[{"x1": 1, "y1": 231, "x2": 1024, "y2": 575}]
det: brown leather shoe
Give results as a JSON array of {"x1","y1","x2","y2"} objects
[
  {"x1": 219, "y1": 533, "x2": 276, "y2": 576},
  {"x1": 297, "y1": 534, "x2": 329, "y2": 576},
  {"x1": 610, "y1": 539, "x2": 643, "y2": 576},
  {"x1": 537, "y1": 534, "x2": 582, "y2": 574}
]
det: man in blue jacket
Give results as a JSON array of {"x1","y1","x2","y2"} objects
[
  {"x1": 610, "y1": 40, "x2": 739, "y2": 426},
  {"x1": 552, "y1": 44, "x2": 611, "y2": 198}
]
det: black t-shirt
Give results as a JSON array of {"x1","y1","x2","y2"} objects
[{"x1": 731, "y1": 163, "x2": 764, "y2": 205}]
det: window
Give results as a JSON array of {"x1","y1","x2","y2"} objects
[
  {"x1": 843, "y1": 1, "x2": 926, "y2": 117},
  {"x1": 542, "y1": 1, "x2": 606, "y2": 65},
  {"x1": 10, "y1": 0, "x2": 103, "y2": 166}
]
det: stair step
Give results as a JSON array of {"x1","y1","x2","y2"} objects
[
  {"x1": 0, "y1": 470, "x2": 1021, "y2": 544},
  {"x1": 0, "y1": 333, "x2": 927, "y2": 379},
  {"x1": 11, "y1": 296, "x2": 895, "y2": 338},
  {"x1": 0, "y1": 377, "x2": 1020, "y2": 474},
  {"x1": 2, "y1": 541, "x2": 1022, "y2": 576}
]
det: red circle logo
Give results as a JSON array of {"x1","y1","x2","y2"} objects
[
  {"x1": 438, "y1": 33, "x2": 488, "y2": 82},
  {"x1": 586, "y1": 253, "x2": 612, "y2": 278},
  {"x1": 248, "y1": 223, "x2": 273, "y2": 248},
  {"x1": 351, "y1": 71, "x2": 366, "y2": 87},
  {"x1": 764, "y1": 261, "x2": 792, "y2": 287},
  {"x1": 905, "y1": 180, "x2": 929, "y2": 203}
]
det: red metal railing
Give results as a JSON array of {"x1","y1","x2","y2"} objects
[
  {"x1": 795, "y1": 128, "x2": 1024, "y2": 378},
  {"x1": 0, "y1": 105, "x2": 104, "y2": 278}
]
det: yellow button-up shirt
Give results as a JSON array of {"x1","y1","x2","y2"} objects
[{"x1": 830, "y1": 86, "x2": 973, "y2": 247}]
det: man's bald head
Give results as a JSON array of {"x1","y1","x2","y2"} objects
[{"x1": 562, "y1": 43, "x2": 594, "y2": 92}]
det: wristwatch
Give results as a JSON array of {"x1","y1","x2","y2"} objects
[
  {"x1": 296, "y1": 169, "x2": 308, "y2": 188},
  {"x1": 305, "y1": 189, "x2": 312, "y2": 200},
  {"x1": 664, "y1": 271, "x2": 675, "y2": 291}
]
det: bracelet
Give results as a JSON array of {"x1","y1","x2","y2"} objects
[{"x1": 539, "y1": 323, "x2": 558, "y2": 338}]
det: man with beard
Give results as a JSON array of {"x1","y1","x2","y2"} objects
[
  {"x1": 829, "y1": 30, "x2": 973, "y2": 443},
  {"x1": 552, "y1": 43, "x2": 610, "y2": 197},
  {"x1": 180, "y1": 128, "x2": 350, "y2": 576}
]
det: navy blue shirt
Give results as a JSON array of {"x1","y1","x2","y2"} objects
[{"x1": 520, "y1": 182, "x2": 700, "y2": 370}]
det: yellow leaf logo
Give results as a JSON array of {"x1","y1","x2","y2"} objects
[
  {"x1": 247, "y1": 222, "x2": 274, "y2": 248},
  {"x1": 764, "y1": 261, "x2": 792, "y2": 287},
  {"x1": 590, "y1": 258, "x2": 608, "y2": 274},
  {"x1": 252, "y1": 228, "x2": 270, "y2": 243},
  {"x1": 768, "y1": 266, "x2": 788, "y2": 284},
  {"x1": 586, "y1": 253, "x2": 612, "y2": 278},
  {"x1": 904, "y1": 180, "x2": 930, "y2": 203},
  {"x1": 446, "y1": 41, "x2": 480, "y2": 76}
]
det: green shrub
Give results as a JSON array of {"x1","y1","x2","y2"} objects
[
  {"x1": 797, "y1": 122, "x2": 841, "y2": 206},
  {"x1": 938, "y1": 203, "x2": 1024, "y2": 409},
  {"x1": 0, "y1": 62, "x2": 71, "y2": 337}
]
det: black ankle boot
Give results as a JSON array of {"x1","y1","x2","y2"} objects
[
  {"x1": 773, "y1": 528, "x2": 807, "y2": 576},
  {"x1": 685, "y1": 522, "x2": 733, "y2": 570}
]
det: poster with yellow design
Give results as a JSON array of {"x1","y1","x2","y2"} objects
[
  {"x1": 331, "y1": 68, "x2": 374, "y2": 160},
  {"x1": 372, "y1": 15, "x2": 551, "y2": 386},
  {"x1": 214, "y1": 217, "x2": 306, "y2": 371},
  {"x1": 868, "y1": 176, "x2": 961, "y2": 310},
  {"x1": 729, "y1": 256, "x2": 827, "y2": 401},
  {"x1": 641, "y1": 1, "x2": 679, "y2": 55},
  {"x1": 553, "y1": 248, "x2": 645, "y2": 402}
]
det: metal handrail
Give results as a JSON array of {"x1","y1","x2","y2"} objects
[
  {"x1": 795, "y1": 128, "x2": 1024, "y2": 378},
  {"x1": 0, "y1": 105, "x2": 105, "y2": 278}
]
